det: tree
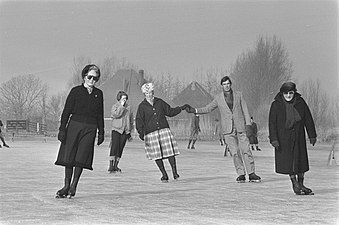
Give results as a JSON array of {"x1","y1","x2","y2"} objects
[
  {"x1": 67, "y1": 55, "x2": 138, "y2": 89},
  {"x1": 299, "y1": 79, "x2": 336, "y2": 141},
  {"x1": 0, "y1": 74, "x2": 48, "y2": 119},
  {"x1": 45, "y1": 92, "x2": 67, "y2": 130},
  {"x1": 230, "y1": 35, "x2": 293, "y2": 126}
]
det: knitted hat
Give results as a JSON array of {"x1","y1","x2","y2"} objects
[{"x1": 141, "y1": 83, "x2": 154, "y2": 93}]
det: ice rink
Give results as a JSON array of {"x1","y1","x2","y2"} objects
[{"x1": 0, "y1": 138, "x2": 338, "y2": 225}]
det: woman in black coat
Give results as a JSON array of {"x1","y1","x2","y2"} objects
[
  {"x1": 55, "y1": 64, "x2": 105, "y2": 198},
  {"x1": 269, "y1": 82, "x2": 316, "y2": 195}
]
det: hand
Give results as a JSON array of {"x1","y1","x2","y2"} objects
[
  {"x1": 57, "y1": 130, "x2": 66, "y2": 143},
  {"x1": 309, "y1": 138, "x2": 316, "y2": 146},
  {"x1": 180, "y1": 104, "x2": 190, "y2": 110},
  {"x1": 139, "y1": 133, "x2": 144, "y2": 141},
  {"x1": 271, "y1": 140, "x2": 279, "y2": 148},
  {"x1": 127, "y1": 133, "x2": 133, "y2": 142},
  {"x1": 271, "y1": 141, "x2": 280, "y2": 151},
  {"x1": 186, "y1": 105, "x2": 196, "y2": 113},
  {"x1": 120, "y1": 99, "x2": 126, "y2": 106},
  {"x1": 97, "y1": 134, "x2": 104, "y2": 146}
]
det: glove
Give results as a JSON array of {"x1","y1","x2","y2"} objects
[
  {"x1": 309, "y1": 138, "x2": 316, "y2": 146},
  {"x1": 126, "y1": 133, "x2": 133, "y2": 142},
  {"x1": 180, "y1": 104, "x2": 190, "y2": 110},
  {"x1": 271, "y1": 140, "x2": 280, "y2": 151},
  {"x1": 186, "y1": 105, "x2": 196, "y2": 113},
  {"x1": 97, "y1": 134, "x2": 104, "y2": 146},
  {"x1": 139, "y1": 133, "x2": 144, "y2": 141},
  {"x1": 57, "y1": 130, "x2": 66, "y2": 143}
]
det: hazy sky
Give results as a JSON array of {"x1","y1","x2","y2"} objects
[{"x1": 0, "y1": 0, "x2": 338, "y2": 96}]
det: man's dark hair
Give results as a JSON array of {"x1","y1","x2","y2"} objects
[{"x1": 220, "y1": 76, "x2": 232, "y2": 85}]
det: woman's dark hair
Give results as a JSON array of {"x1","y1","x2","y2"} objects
[
  {"x1": 81, "y1": 64, "x2": 101, "y2": 79},
  {"x1": 280, "y1": 82, "x2": 297, "y2": 93},
  {"x1": 117, "y1": 91, "x2": 128, "y2": 101},
  {"x1": 220, "y1": 76, "x2": 232, "y2": 85}
]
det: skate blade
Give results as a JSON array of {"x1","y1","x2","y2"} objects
[
  {"x1": 249, "y1": 180, "x2": 261, "y2": 183},
  {"x1": 55, "y1": 195, "x2": 67, "y2": 198},
  {"x1": 237, "y1": 181, "x2": 246, "y2": 183}
]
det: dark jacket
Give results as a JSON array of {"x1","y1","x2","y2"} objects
[
  {"x1": 59, "y1": 85, "x2": 104, "y2": 135},
  {"x1": 136, "y1": 97, "x2": 181, "y2": 136},
  {"x1": 268, "y1": 92, "x2": 316, "y2": 174}
]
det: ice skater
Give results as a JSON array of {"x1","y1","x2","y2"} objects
[
  {"x1": 187, "y1": 114, "x2": 201, "y2": 150},
  {"x1": 108, "y1": 91, "x2": 133, "y2": 173},
  {"x1": 136, "y1": 83, "x2": 188, "y2": 182},
  {"x1": 269, "y1": 82, "x2": 316, "y2": 195},
  {"x1": 247, "y1": 117, "x2": 261, "y2": 151},
  {"x1": 0, "y1": 120, "x2": 10, "y2": 148},
  {"x1": 55, "y1": 64, "x2": 104, "y2": 198},
  {"x1": 186, "y1": 76, "x2": 261, "y2": 183}
]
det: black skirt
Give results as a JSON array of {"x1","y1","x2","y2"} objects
[{"x1": 55, "y1": 120, "x2": 97, "y2": 170}]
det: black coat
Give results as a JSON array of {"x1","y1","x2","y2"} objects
[
  {"x1": 136, "y1": 97, "x2": 182, "y2": 136},
  {"x1": 268, "y1": 93, "x2": 316, "y2": 174}
]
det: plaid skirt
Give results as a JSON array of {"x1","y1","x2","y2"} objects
[{"x1": 144, "y1": 128, "x2": 180, "y2": 160}]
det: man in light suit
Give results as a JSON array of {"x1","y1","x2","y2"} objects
[{"x1": 186, "y1": 76, "x2": 261, "y2": 183}]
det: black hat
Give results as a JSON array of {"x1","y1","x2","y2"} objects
[{"x1": 280, "y1": 82, "x2": 297, "y2": 93}]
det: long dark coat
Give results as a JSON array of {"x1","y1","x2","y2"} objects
[{"x1": 268, "y1": 93, "x2": 316, "y2": 175}]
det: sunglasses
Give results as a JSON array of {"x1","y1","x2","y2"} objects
[
  {"x1": 283, "y1": 91, "x2": 295, "y2": 95},
  {"x1": 86, "y1": 75, "x2": 99, "y2": 82}
]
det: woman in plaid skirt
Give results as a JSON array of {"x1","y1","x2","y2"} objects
[{"x1": 136, "y1": 83, "x2": 189, "y2": 182}]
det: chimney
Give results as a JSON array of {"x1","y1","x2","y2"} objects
[{"x1": 138, "y1": 69, "x2": 144, "y2": 85}]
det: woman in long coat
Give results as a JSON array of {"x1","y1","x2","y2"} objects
[{"x1": 269, "y1": 82, "x2": 316, "y2": 195}]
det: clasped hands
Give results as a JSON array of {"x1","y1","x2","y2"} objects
[{"x1": 180, "y1": 104, "x2": 196, "y2": 113}]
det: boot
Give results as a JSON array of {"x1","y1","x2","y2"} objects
[
  {"x1": 114, "y1": 158, "x2": 122, "y2": 173},
  {"x1": 56, "y1": 178, "x2": 71, "y2": 198},
  {"x1": 187, "y1": 140, "x2": 192, "y2": 149},
  {"x1": 56, "y1": 167, "x2": 73, "y2": 198},
  {"x1": 191, "y1": 140, "x2": 196, "y2": 149},
  {"x1": 155, "y1": 159, "x2": 168, "y2": 182},
  {"x1": 290, "y1": 175, "x2": 305, "y2": 195},
  {"x1": 298, "y1": 173, "x2": 314, "y2": 195},
  {"x1": 168, "y1": 156, "x2": 180, "y2": 180},
  {"x1": 108, "y1": 160, "x2": 114, "y2": 173},
  {"x1": 68, "y1": 167, "x2": 83, "y2": 198},
  {"x1": 220, "y1": 139, "x2": 224, "y2": 146}
]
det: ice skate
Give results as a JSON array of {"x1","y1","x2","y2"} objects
[
  {"x1": 161, "y1": 175, "x2": 169, "y2": 183},
  {"x1": 236, "y1": 175, "x2": 246, "y2": 183},
  {"x1": 249, "y1": 173, "x2": 261, "y2": 183}
]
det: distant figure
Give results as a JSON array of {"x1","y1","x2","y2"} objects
[
  {"x1": 186, "y1": 76, "x2": 261, "y2": 183},
  {"x1": 269, "y1": 82, "x2": 317, "y2": 195},
  {"x1": 0, "y1": 120, "x2": 10, "y2": 148},
  {"x1": 55, "y1": 64, "x2": 104, "y2": 198},
  {"x1": 187, "y1": 114, "x2": 201, "y2": 149},
  {"x1": 136, "y1": 83, "x2": 188, "y2": 182},
  {"x1": 247, "y1": 117, "x2": 261, "y2": 151},
  {"x1": 108, "y1": 91, "x2": 133, "y2": 173}
]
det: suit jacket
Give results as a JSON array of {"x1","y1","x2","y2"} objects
[{"x1": 196, "y1": 91, "x2": 251, "y2": 135}]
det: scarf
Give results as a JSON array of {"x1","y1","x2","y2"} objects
[{"x1": 284, "y1": 98, "x2": 301, "y2": 129}]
